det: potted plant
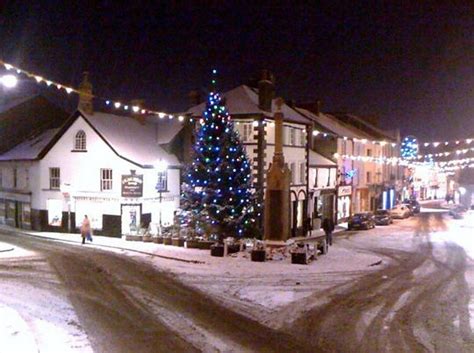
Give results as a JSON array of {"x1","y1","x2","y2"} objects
[
  {"x1": 210, "y1": 243, "x2": 225, "y2": 257},
  {"x1": 251, "y1": 240, "x2": 266, "y2": 262},
  {"x1": 171, "y1": 237, "x2": 185, "y2": 247}
]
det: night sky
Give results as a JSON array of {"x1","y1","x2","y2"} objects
[{"x1": 1, "y1": 2, "x2": 473, "y2": 141}]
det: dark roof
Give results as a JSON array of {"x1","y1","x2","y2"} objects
[
  {"x1": 0, "y1": 95, "x2": 70, "y2": 153},
  {"x1": 328, "y1": 112, "x2": 397, "y2": 142}
]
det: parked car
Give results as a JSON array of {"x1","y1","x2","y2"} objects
[
  {"x1": 374, "y1": 209, "x2": 393, "y2": 225},
  {"x1": 348, "y1": 213, "x2": 376, "y2": 230},
  {"x1": 403, "y1": 199, "x2": 421, "y2": 214},
  {"x1": 449, "y1": 205, "x2": 467, "y2": 219},
  {"x1": 390, "y1": 204, "x2": 411, "y2": 219}
]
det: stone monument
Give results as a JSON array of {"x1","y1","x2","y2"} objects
[{"x1": 264, "y1": 98, "x2": 291, "y2": 245}]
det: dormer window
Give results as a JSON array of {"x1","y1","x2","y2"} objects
[{"x1": 74, "y1": 130, "x2": 87, "y2": 151}]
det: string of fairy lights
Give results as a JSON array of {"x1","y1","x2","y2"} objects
[
  {"x1": 2, "y1": 59, "x2": 474, "y2": 174},
  {"x1": 0, "y1": 60, "x2": 187, "y2": 122}
]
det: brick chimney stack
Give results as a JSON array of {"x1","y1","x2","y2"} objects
[
  {"x1": 78, "y1": 72, "x2": 93, "y2": 115},
  {"x1": 258, "y1": 70, "x2": 275, "y2": 112},
  {"x1": 188, "y1": 90, "x2": 201, "y2": 107}
]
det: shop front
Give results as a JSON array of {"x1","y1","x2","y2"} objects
[
  {"x1": 337, "y1": 185, "x2": 352, "y2": 223},
  {"x1": 0, "y1": 192, "x2": 32, "y2": 229},
  {"x1": 312, "y1": 188, "x2": 336, "y2": 228}
]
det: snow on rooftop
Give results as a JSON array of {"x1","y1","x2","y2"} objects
[
  {"x1": 187, "y1": 85, "x2": 312, "y2": 125},
  {"x1": 296, "y1": 107, "x2": 372, "y2": 139},
  {"x1": 309, "y1": 150, "x2": 337, "y2": 166},
  {"x1": 81, "y1": 111, "x2": 180, "y2": 167},
  {"x1": 0, "y1": 129, "x2": 59, "y2": 161}
]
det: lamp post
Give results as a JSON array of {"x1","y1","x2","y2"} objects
[
  {"x1": 60, "y1": 183, "x2": 72, "y2": 233},
  {"x1": 155, "y1": 159, "x2": 169, "y2": 236}
]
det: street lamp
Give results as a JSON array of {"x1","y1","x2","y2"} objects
[
  {"x1": 60, "y1": 183, "x2": 72, "y2": 233},
  {"x1": 155, "y1": 159, "x2": 169, "y2": 236},
  {"x1": 0, "y1": 74, "x2": 18, "y2": 89}
]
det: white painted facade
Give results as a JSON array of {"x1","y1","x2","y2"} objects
[{"x1": 0, "y1": 111, "x2": 181, "y2": 235}]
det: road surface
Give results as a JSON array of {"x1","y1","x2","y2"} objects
[
  {"x1": 1, "y1": 209, "x2": 474, "y2": 352},
  {"x1": 0, "y1": 230, "x2": 310, "y2": 353}
]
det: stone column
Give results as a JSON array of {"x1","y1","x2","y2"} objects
[{"x1": 264, "y1": 98, "x2": 291, "y2": 244}]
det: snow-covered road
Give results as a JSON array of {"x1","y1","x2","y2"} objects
[
  {"x1": 0, "y1": 231, "x2": 308, "y2": 353},
  {"x1": 1, "y1": 209, "x2": 474, "y2": 352}
]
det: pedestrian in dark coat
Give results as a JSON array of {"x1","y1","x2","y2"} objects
[{"x1": 322, "y1": 217, "x2": 335, "y2": 246}]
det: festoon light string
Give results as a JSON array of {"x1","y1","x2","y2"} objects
[{"x1": 1, "y1": 60, "x2": 187, "y2": 122}]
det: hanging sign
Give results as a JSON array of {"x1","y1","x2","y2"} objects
[
  {"x1": 338, "y1": 185, "x2": 352, "y2": 197},
  {"x1": 122, "y1": 174, "x2": 143, "y2": 197}
]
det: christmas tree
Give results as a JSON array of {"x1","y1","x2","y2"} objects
[{"x1": 181, "y1": 71, "x2": 259, "y2": 241}]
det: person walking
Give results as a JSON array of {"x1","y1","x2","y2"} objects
[
  {"x1": 81, "y1": 215, "x2": 91, "y2": 244},
  {"x1": 322, "y1": 217, "x2": 335, "y2": 246}
]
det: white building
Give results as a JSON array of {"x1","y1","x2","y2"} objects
[
  {"x1": 0, "y1": 106, "x2": 181, "y2": 236},
  {"x1": 297, "y1": 106, "x2": 401, "y2": 223},
  {"x1": 187, "y1": 76, "x2": 312, "y2": 237}
]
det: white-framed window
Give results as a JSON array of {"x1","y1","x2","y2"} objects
[
  {"x1": 242, "y1": 123, "x2": 253, "y2": 142},
  {"x1": 290, "y1": 163, "x2": 296, "y2": 184},
  {"x1": 289, "y1": 128, "x2": 296, "y2": 146},
  {"x1": 74, "y1": 130, "x2": 87, "y2": 150},
  {"x1": 299, "y1": 130, "x2": 305, "y2": 146},
  {"x1": 100, "y1": 168, "x2": 113, "y2": 191},
  {"x1": 49, "y1": 168, "x2": 60, "y2": 189},
  {"x1": 299, "y1": 162, "x2": 305, "y2": 184}
]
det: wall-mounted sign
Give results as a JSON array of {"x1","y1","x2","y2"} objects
[
  {"x1": 122, "y1": 174, "x2": 143, "y2": 197},
  {"x1": 338, "y1": 185, "x2": 352, "y2": 197},
  {"x1": 156, "y1": 171, "x2": 168, "y2": 192}
]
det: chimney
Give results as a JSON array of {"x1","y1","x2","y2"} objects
[
  {"x1": 258, "y1": 69, "x2": 275, "y2": 112},
  {"x1": 188, "y1": 90, "x2": 201, "y2": 107},
  {"x1": 313, "y1": 99, "x2": 322, "y2": 116},
  {"x1": 131, "y1": 99, "x2": 146, "y2": 125},
  {"x1": 78, "y1": 72, "x2": 93, "y2": 115}
]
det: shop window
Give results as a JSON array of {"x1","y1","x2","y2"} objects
[
  {"x1": 74, "y1": 130, "x2": 87, "y2": 150},
  {"x1": 100, "y1": 168, "x2": 113, "y2": 191},
  {"x1": 290, "y1": 163, "x2": 296, "y2": 185},
  {"x1": 49, "y1": 168, "x2": 60, "y2": 189},
  {"x1": 299, "y1": 163, "x2": 305, "y2": 184}
]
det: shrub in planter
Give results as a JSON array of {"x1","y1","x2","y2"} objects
[
  {"x1": 185, "y1": 239, "x2": 200, "y2": 249},
  {"x1": 153, "y1": 236, "x2": 164, "y2": 244},
  {"x1": 210, "y1": 244, "x2": 224, "y2": 257},
  {"x1": 143, "y1": 236, "x2": 153, "y2": 243},
  {"x1": 163, "y1": 237, "x2": 172, "y2": 245},
  {"x1": 251, "y1": 249, "x2": 266, "y2": 262},
  {"x1": 172, "y1": 237, "x2": 185, "y2": 247},
  {"x1": 198, "y1": 240, "x2": 214, "y2": 250},
  {"x1": 227, "y1": 244, "x2": 241, "y2": 254},
  {"x1": 125, "y1": 235, "x2": 142, "y2": 241}
]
